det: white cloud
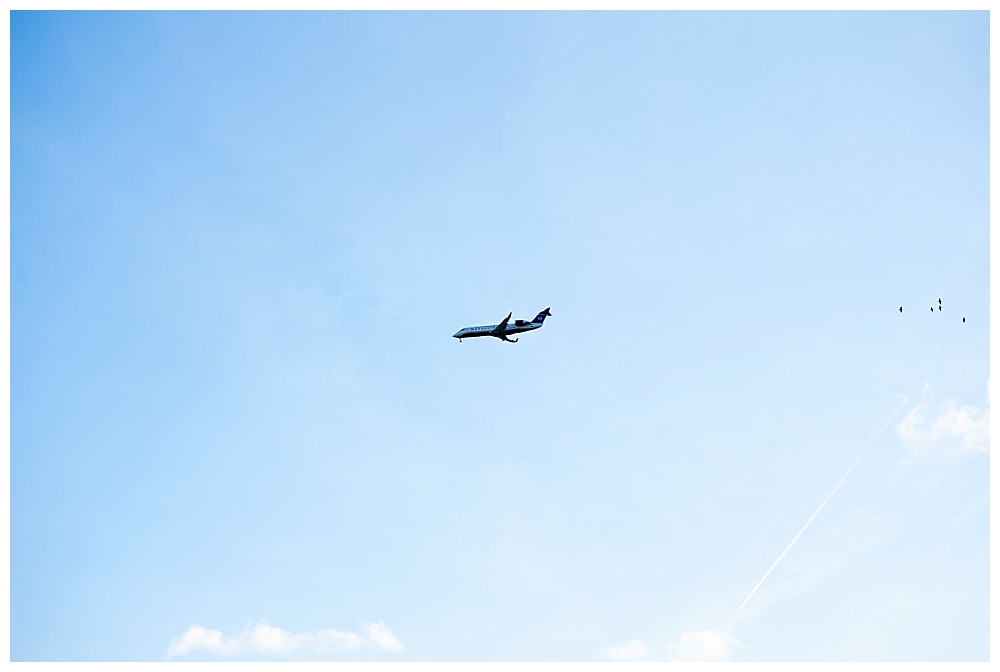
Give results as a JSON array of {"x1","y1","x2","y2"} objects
[
  {"x1": 897, "y1": 399, "x2": 989, "y2": 453},
  {"x1": 600, "y1": 639, "x2": 647, "y2": 660},
  {"x1": 167, "y1": 620, "x2": 403, "y2": 659},
  {"x1": 168, "y1": 625, "x2": 236, "y2": 657},
  {"x1": 364, "y1": 622, "x2": 404, "y2": 652},
  {"x1": 666, "y1": 629, "x2": 741, "y2": 662}
]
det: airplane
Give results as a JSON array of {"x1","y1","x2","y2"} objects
[{"x1": 453, "y1": 308, "x2": 551, "y2": 343}]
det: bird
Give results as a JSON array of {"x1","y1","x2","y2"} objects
[
  {"x1": 931, "y1": 306, "x2": 934, "y2": 312},
  {"x1": 899, "y1": 306, "x2": 903, "y2": 313},
  {"x1": 963, "y1": 317, "x2": 966, "y2": 323}
]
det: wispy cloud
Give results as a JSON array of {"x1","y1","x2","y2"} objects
[
  {"x1": 897, "y1": 399, "x2": 989, "y2": 454},
  {"x1": 600, "y1": 639, "x2": 647, "y2": 660},
  {"x1": 167, "y1": 621, "x2": 403, "y2": 659},
  {"x1": 666, "y1": 629, "x2": 741, "y2": 661}
]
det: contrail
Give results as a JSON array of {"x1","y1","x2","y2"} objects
[
  {"x1": 738, "y1": 286, "x2": 987, "y2": 612},
  {"x1": 738, "y1": 398, "x2": 905, "y2": 611}
]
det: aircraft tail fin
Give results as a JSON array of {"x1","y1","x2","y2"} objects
[{"x1": 532, "y1": 307, "x2": 552, "y2": 324}]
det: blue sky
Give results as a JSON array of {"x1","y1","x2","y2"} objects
[{"x1": 11, "y1": 11, "x2": 989, "y2": 662}]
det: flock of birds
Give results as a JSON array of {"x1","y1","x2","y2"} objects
[{"x1": 899, "y1": 298, "x2": 966, "y2": 323}]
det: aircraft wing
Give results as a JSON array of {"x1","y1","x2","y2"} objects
[{"x1": 492, "y1": 312, "x2": 512, "y2": 335}]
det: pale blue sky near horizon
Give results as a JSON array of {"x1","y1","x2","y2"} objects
[{"x1": 11, "y1": 11, "x2": 989, "y2": 661}]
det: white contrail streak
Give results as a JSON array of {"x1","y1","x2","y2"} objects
[
  {"x1": 738, "y1": 285, "x2": 986, "y2": 612},
  {"x1": 738, "y1": 398, "x2": 905, "y2": 611}
]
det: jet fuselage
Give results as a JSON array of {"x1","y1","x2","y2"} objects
[{"x1": 452, "y1": 320, "x2": 542, "y2": 339}]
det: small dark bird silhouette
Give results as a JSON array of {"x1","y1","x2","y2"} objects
[
  {"x1": 899, "y1": 306, "x2": 903, "y2": 313},
  {"x1": 931, "y1": 307, "x2": 934, "y2": 312},
  {"x1": 963, "y1": 317, "x2": 966, "y2": 323},
  {"x1": 939, "y1": 298, "x2": 942, "y2": 305}
]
